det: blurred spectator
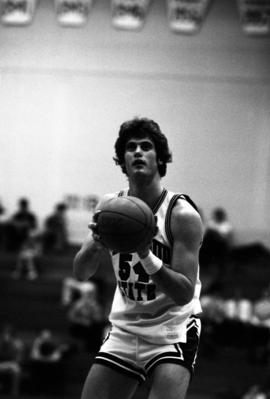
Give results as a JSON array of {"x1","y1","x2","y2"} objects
[
  {"x1": 200, "y1": 207, "x2": 234, "y2": 293},
  {"x1": 67, "y1": 280, "x2": 107, "y2": 352},
  {"x1": 0, "y1": 324, "x2": 25, "y2": 396},
  {"x1": 29, "y1": 329, "x2": 66, "y2": 394},
  {"x1": 207, "y1": 207, "x2": 234, "y2": 247},
  {"x1": 42, "y1": 203, "x2": 68, "y2": 254},
  {"x1": 62, "y1": 276, "x2": 98, "y2": 306},
  {"x1": 200, "y1": 290, "x2": 270, "y2": 366},
  {"x1": 30, "y1": 329, "x2": 63, "y2": 363},
  {"x1": 254, "y1": 284, "x2": 270, "y2": 327},
  {"x1": 242, "y1": 384, "x2": 268, "y2": 399},
  {"x1": 11, "y1": 230, "x2": 41, "y2": 280},
  {"x1": 6, "y1": 198, "x2": 37, "y2": 252}
]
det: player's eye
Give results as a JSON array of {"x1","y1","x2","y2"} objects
[
  {"x1": 125, "y1": 141, "x2": 154, "y2": 152},
  {"x1": 126, "y1": 142, "x2": 137, "y2": 152},
  {"x1": 140, "y1": 142, "x2": 153, "y2": 151}
]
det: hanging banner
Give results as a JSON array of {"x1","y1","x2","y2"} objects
[
  {"x1": 55, "y1": 0, "x2": 93, "y2": 27},
  {"x1": 0, "y1": 0, "x2": 37, "y2": 25},
  {"x1": 111, "y1": 0, "x2": 151, "y2": 30},
  {"x1": 237, "y1": 0, "x2": 270, "y2": 35},
  {"x1": 166, "y1": 0, "x2": 212, "y2": 34}
]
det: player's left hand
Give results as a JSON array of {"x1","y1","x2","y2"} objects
[{"x1": 137, "y1": 216, "x2": 158, "y2": 258}]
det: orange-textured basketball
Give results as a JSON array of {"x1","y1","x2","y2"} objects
[{"x1": 96, "y1": 196, "x2": 156, "y2": 253}]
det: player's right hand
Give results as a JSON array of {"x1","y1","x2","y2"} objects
[{"x1": 88, "y1": 210, "x2": 107, "y2": 249}]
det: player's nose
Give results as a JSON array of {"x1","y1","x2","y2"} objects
[{"x1": 134, "y1": 144, "x2": 143, "y2": 155}]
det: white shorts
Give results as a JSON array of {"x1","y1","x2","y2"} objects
[{"x1": 94, "y1": 316, "x2": 201, "y2": 384}]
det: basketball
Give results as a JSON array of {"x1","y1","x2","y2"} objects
[{"x1": 96, "y1": 196, "x2": 156, "y2": 253}]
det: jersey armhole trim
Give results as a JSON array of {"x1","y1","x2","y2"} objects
[{"x1": 165, "y1": 194, "x2": 199, "y2": 246}]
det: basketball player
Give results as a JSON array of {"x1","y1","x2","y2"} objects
[{"x1": 73, "y1": 117, "x2": 204, "y2": 399}]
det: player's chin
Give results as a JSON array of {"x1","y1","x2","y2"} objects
[
  {"x1": 132, "y1": 171, "x2": 150, "y2": 181},
  {"x1": 134, "y1": 168, "x2": 146, "y2": 175},
  {"x1": 127, "y1": 167, "x2": 150, "y2": 180},
  {"x1": 132, "y1": 166, "x2": 148, "y2": 175}
]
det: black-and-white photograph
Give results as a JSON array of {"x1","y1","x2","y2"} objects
[{"x1": 0, "y1": 1, "x2": 270, "y2": 398}]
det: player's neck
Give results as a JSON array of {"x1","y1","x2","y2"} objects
[{"x1": 128, "y1": 178, "x2": 163, "y2": 208}]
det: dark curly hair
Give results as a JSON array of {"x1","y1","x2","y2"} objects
[{"x1": 114, "y1": 117, "x2": 172, "y2": 177}]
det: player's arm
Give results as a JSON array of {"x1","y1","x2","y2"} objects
[
  {"x1": 138, "y1": 200, "x2": 203, "y2": 306},
  {"x1": 73, "y1": 195, "x2": 112, "y2": 281}
]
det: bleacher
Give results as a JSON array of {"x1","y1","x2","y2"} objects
[
  {"x1": 1, "y1": 244, "x2": 270, "y2": 398},
  {"x1": 0, "y1": 249, "x2": 114, "y2": 398}
]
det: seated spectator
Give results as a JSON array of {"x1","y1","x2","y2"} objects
[
  {"x1": 0, "y1": 324, "x2": 25, "y2": 396},
  {"x1": 30, "y1": 329, "x2": 63, "y2": 363},
  {"x1": 67, "y1": 281, "x2": 107, "y2": 352},
  {"x1": 6, "y1": 198, "x2": 37, "y2": 252},
  {"x1": 42, "y1": 203, "x2": 68, "y2": 254},
  {"x1": 11, "y1": 230, "x2": 41, "y2": 280},
  {"x1": 207, "y1": 207, "x2": 234, "y2": 246},
  {"x1": 62, "y1": 276, "x2": 98, "y2": 306},
  {"x1": 242, "y1": 384, "x2": 268, "y2": 399},
  {"x1": 29, "y1": 329, "x2": 66, "y2": 394},
  {"x1": 254, "y1": 285, "x2": 270, "y2": 327},
  {"x1": 200, "y1": 207, "x2": 234, "y2": 293}
]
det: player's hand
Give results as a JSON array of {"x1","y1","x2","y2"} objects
[
  {"x1": 137, "y1": 216, "x2": 158, "y2": 259},
  {"x1": 88, "y1": 210, "x2": 100, "y2": 234},
  {"x1": 88, "y1": 210, "x2": 107, "y2": 250},
  {"x1": 137, "y1": 244, "x2": 151, "y2": 259}
]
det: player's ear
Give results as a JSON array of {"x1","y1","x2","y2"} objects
[{"x1": 121, "y1": 164, "x2": 127, "y2": 175}]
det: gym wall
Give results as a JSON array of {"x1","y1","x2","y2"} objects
[{"x1": 0, "y1": 0, "x2": 269, "y2": 247}]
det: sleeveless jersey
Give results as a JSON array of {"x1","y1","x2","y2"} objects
[{"x1": 108, "y1": 188, "x2": 202, "y2": 345}]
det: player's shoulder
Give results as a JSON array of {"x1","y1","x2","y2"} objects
[
  {"x1": 174, "y1": 195, "x2": 199, "y2": 215},
  {"x1": 171, "y1": 195, "x2": 203, "y2": 238}
]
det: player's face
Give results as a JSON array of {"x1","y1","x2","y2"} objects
[{"x1": 124, "y1": 137, "x2": 159, "y2": 178}]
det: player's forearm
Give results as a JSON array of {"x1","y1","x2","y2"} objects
[
  {"x1": 151, "y1": 266, "x2": 195, "y2": 306},
  {"x1": 73, "y1": 242, "x2": 101, "y2": 281},
  {"x1": 139, "y1": 250, "x2": 195, "y2": 306}
]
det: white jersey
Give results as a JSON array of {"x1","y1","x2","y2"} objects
[{"x1": 109, "y1": 188, "x2": 202, "y2": 345}]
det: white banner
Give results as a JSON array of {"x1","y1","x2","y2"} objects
[
  {"x1": 0, "y1": 0, "x2": 37, "y2": 25},
  {"x1": 166, "y1": 0, "x2": 212, "y2": 34},
  {"x1": 237, "y1": 0, "x2": 270, "y2": 35},
  {"x1": 55, "y1": 0, "x2": 93, "y2": 27},
  {"x1": 111, "y1": 0, "x2": 151, "y2": 30},
  {"x1": 64, "y1": 194, "x2": 99, "y2": 245}
]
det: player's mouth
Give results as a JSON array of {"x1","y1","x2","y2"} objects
[{"x1": 132, "y1": 159, "x2": 146, "y2": 167}]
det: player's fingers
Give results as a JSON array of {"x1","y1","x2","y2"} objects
[
  {"x1": 93, "y1": 210, "x2": 102, "y2": 223},
  {"x1": 92, "y1": 232, "x2": 101, "y2": 241},
  {"x1": 88, "y1": 222, "x2": 97, "y2": 231},
  {"x1": 88, "y1": 223, "x2": 106, "y2": 249},
  {"x1": 136, "y1": 239, "x2": 152, "y2": 255},
  {"x1": 93, "y1": 233, "x2": 107, "y2": 249},
  {"x1": 89, "y1": 220, "x2": 102, "y2": 238}
]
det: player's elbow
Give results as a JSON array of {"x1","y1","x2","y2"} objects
[
  {"x1": 73, "y1": 267, "x2": 84, "y2": 282},
  {"x1": 175, "y1": 285, "x2": 195, "y2": 306},
  {"x1": 73, "y1": 269, "x2": 87, "y2": 282},
  {"x1": 175, "y1": 295, "x2": 193, "y2": 307}
]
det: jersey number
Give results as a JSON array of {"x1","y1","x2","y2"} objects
[{"x1": 119, "y1": 253, "x2": 149, "y2": 283}]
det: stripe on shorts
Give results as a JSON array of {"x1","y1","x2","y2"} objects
[
  {"x1": 145, "y1": 351, "x2": 185, "y2": 375},
  {"x1": 145, "y1": 317, "x2": 201, "y2": 377},
  {"x1": 94, "y1": 352, "x2": 146, "y2": 384}
]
